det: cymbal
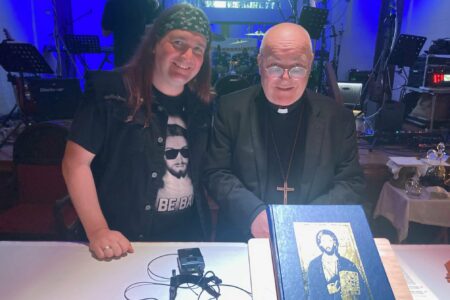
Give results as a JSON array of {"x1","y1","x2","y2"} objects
[
  {"x1": 245, "y1": 30, "x2": 265, "y2": 37},
  {"x1": 230, "y1": 40, "x2": 248, "y2": 45}
]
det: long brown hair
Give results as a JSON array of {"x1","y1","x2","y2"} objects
[{"x1": 122, "y1": 4, "x2": 212, "y2": 126}]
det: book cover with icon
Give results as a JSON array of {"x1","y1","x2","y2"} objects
[{"x1": 267, "y1": 205, "x2": 394, "y2": 300}]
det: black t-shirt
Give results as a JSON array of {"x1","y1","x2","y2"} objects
[
  {"x1": 102, "y1": 0, "x2": 158, "y2": 66},
  {"x1": 150, "y1": 88, "x2": 201, "y2": 241},
  {"x1": 263, "y1": 96, "x2": 307, "y2": 204}
]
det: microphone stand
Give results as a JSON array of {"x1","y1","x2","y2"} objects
[{"x1": 50, "y1": 0, "x2": 82, "y2": 78}]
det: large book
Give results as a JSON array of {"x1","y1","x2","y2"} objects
[{"x1": 267, "y1": 205, "x2": 394, "y2": 300}]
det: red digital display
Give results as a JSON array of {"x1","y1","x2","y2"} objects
[{"x1": 432, "y1": 73, "x2": 444, "y2": 84}]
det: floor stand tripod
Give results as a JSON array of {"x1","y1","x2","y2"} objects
[{"x1": 0, "y1": 38, "x2": 53, "y2": 149}]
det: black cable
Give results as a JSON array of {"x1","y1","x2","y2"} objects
[
  {"x1": 123, "y1": 281, "x2": 170, "y2": 300},
  {"x1": 182, "y1": 275, "x2": 202, "y2": 297},
  {"x1": 196, "y1": 285, "x2": 218, "y2": 300},
  {"x1": 196, "y1": 282, "x2": 253, "y2": 299},
  {"x1": 217, "y1": 284, "x2": 252, "y2": 296},
  {"x1": 125, "y1": 252, "x2": 252, "y2": 300},
  {"x1": 203, "y1": 271, "x2": 221, "y2": 298},
  {"x1": 147, "y1": 253, "x2": 177, "y2": 281}
]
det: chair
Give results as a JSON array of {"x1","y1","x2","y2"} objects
[{"x1": 0, "y1": 122, "x2": 80, "y2": 240}]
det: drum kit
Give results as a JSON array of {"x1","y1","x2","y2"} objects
[{"x1": 212, "y1": 30, "x2": 265, "y2": 84}]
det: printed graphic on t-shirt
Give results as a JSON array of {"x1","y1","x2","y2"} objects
[{"x1": 156, "y1": 116, "x2": 194, "y2": 212}]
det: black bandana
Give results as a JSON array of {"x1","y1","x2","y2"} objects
[{"x1": 158, "y1": 4, "x2": 211, "y2": 44}]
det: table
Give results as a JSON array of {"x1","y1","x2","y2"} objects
[
  {"x1": 374, "y1": 181, "x2": 450, "y2": 242},
  {"x1": 0, "y1": 241, "x2": 251, "y2": 300},
  {"x1": 392, "y1": 244, "x2": 450, "y2": 299},
  {"x1": 405, "y1": 86, "x2": 450, "y2": 130}
]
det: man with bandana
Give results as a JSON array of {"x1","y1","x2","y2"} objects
[
  {"x1": 203, "y1": 23, "x2": 366, "y2": 242},
  {"x1": 63, "y1": 4, "x2": 213, "y2": 259}
]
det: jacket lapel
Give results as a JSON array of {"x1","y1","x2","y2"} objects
[
  {"x1": 300, "y1": 91, "x2": 325, "y2": 200},
  {"x1": 250, "y1": 88, "x2": 269, "y2": 199}
]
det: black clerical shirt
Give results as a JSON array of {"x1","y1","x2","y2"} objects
[{"x1": 263, "y1": 95, "x2": 308, "y2": 204}]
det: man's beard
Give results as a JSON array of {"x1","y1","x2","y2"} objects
[
  {"x1": 324, "y1": 248, "x2": 335, "y2": 255},
  {"x1": 321, "y1": 245, "x2": 337, "y2": 256},
  {"x1": 168, "y1": 168, "x2": 187, "y2": 178}
]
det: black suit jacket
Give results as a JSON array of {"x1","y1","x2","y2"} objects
[{"x1": 203, "y1": 85, "x2": 366, "y2": 241}]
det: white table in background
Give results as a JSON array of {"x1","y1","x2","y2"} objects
[
  {"x1": 0, "y1": 241, "x2": 251, "y2": 300},
  {"x1": 374, "y1": 181, "x2": 450, "y2": 242}
]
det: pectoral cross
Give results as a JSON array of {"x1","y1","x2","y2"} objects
[{"x1": 277, "y1": 181, "x2": 294, "y2": 205}]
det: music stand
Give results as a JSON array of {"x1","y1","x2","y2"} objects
[
  {"x1": 0, "y1": 41, "x2": 53, "y2": 148},
  {"x1": 63, "y1": 34, "x2": 101, "y2": 54},
  {"x1": 388, "y1": 34, "x2": 427, "y2": 67},
  {"x1": 298, "y1": 6, "x2": 329, "y2": 40},
  {"x1": 0, "y1": 42, "x2": 53, "y2": 74},
  {"x1": 63, "y1": 34, "x2": 101, "y2": 71}
]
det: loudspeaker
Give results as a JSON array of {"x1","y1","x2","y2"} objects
[
  {"x1": 337, "y1": 82, "x2": 362, "y2": 108},
  {"x1": 348, "y1": 69, "x2": 371, "y2": 85},
  {"x1": 27, "y1": 78, "x2": 82, "y2": 121},
  {"x1": 364, "y1": 100, "x2": 405, "y2": 132}
]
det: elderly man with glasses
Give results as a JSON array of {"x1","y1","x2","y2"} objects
[{"x1": 203, "y1": 23, "x2": 366, "y2": 242}]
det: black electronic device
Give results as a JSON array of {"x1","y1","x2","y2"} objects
[
  {"x1": 429, "y1": 38, "x2": 450, "y2": 55},
  {"x1": 26, "y1": 78, "x2": 82, "y2": 121},
  {"x1": 407, "y1": 56, "x2": 427, "y2": 87},
  {"x1": 408, "y1": 54, "x2": 450, "y2": 87},
  {"x1": 177, "y1": 248, "x2": 205, "y2": 275},
  {"x1": 298, "y1": 6, "x2": 328, "y2": 40}
]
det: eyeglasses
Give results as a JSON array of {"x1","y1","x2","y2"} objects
[
  {"x1": 265, "y1": 65, "x2": 308, "y2": 79},
  {"x1": 165, "y1": 148, "x2": 189, "y2": 160}
]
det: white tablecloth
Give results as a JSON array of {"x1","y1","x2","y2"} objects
[
  {"x1": 392, "y1": 244, "x2": 450, "y2": 299},
  {"x1": 0, "y1": 241, "x2": 251, "y2": 300},
  {"x1": 374, "y1": 182, "x2": 450, "y2": 241}
]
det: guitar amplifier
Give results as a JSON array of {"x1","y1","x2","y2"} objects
[
  {"x1": 27, "y1": 78, "x2": 82, "y2": 121},
  {"x1": 337, "y1": 82, "x2": 362, "y2": 108},
  {"x1": 348, "y1": 69, "x2": 371, "y2": 85},
  {"x1": 408, "y1": 54, "x2": 450, "y2": 87}
]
